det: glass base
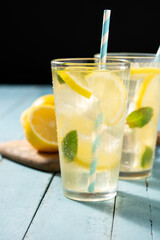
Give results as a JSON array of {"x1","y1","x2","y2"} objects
[
  {"x1": 119, "y1": 169, "x2": 152, "y2": 180},
  {"x1": 63, "y1": 188, "x2": 117, "y2": 202}
]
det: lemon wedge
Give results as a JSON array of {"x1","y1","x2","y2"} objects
[
  {"x1": 24, "y1": 105, "x2": 58, "y2": 152},
  {"x1": 85, "y1": 71, "x2": 127, "y2": 126},
  {"x1": 57, "y1": 70, "x2": 92, "y2": 99}
]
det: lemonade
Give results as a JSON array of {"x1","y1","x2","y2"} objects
[
  {"x1": 51, "y1": 58, "x2": 130, "y2": 201},
  {"x1": 94, "y1": 53, "x2": 160, "y2": 179},
  {"x1": 120, "y1": 64, "x2": 160, "y2": 179}
]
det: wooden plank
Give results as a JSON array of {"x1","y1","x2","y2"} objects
[
  {"x1": 146, "y1": 146, "x2": 160, "y2": 240},
  {"x1": 24, "y1": 173, "x2": 115, "y2": 240},
  {"x1": 112, "y1": 180, "x2": 153, "y2": 240},
  {"x1": 111, "y1": 150, "x2": 160, "y2": 240},
  {"x1": 0, "y1": 86, "x2": 54, "y2": 240},
  {"x1": 0, "y1": 159, "x2": 53, "y2": 240}
]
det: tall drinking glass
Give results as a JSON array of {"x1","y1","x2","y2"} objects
[
  {"x1": 95, "y1": 53, "x2": 160, "y2": 179},
  {"x1": 51, "y1": 58, "x2": 130, "y2": 201}
]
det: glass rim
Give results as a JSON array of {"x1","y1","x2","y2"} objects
[
  {"x1": 51, "y1": 57, "x2": 130, "y2": 68},
  {"x1": 94, "y1": 52, "x2": 156, "y2": 60}
]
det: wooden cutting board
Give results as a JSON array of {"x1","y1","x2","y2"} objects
[
  {"x1": 0, "y1": 133, "x2": 159, "y2": 172},
  {"x1": 0, "y1": 140, "x2": 60, "y2": 172}
]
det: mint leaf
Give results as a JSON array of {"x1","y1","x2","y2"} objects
[
  {"x1": 141, "y1": 146, "x2": 153, "y2": 168},
  {"x1": 62, "y1": 130, "x2": 78, "y2": 162},
  {"x1": 126, "y1": 107, "x2": 153, "y2": 128},
  {"x1": 56, "y1": 72, "x2": 65, "y2": 84}
]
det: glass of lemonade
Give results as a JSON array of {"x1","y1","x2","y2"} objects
[
  {"x1": 51, "y1": 58, "x2": 130, "y2": 201},
  {"x1": 95, "y1": 53, "x2": 160, "y2": 179}
]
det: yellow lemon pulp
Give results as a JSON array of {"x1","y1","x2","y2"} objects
[
  {"x1": 85, "y1": 71, "x2": 127, "y2": 126},
  {"x1": 21, "y1": 94, "x2": 55, "y2": 127},
  {"x1": 57, "y1": 70, "x2": 92, "y2": 99},
  {"x1": 24, "y1": 105, "x2": 58, "y2": 152}
]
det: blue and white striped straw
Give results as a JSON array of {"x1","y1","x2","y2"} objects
[
  {"x1": 87, "y1": 10, "x2": 111, "y2": 193},
  {"x1": 99, "y1": 10, "x2": 111, "y2": 63},
  {"x1": 156, "y1": 45, "x2": 160, "y2": 60},
  {"x1": 87, "y1": 113, "x2": 103, "y2": 192}
]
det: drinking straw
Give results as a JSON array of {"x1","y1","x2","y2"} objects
[
  {"x1": 156, "y1": 45, "x2": 160, "y2": 60},
  {"x1": 99, "y1": 10, "x2": 111, "y2": 63},
  {"x1": 87, "y1": 9, "x2": 111, "y2": 193}
]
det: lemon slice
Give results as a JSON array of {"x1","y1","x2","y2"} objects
[
  {"x1": 60, "y1": 130, "x2": 120, "y2": 170},
  {"x1": 74, "y1": 136, "x2": 120, "y2": 170},
  {"x1": 24, "y1": 105, "x2": 58, "y2": 152},
  {"x1": 57, "y1": 70, "x2": 92, "y2": 99},
  {"x1": 136, "y1": 74, "x2": 156, "y2": 108},
  {"x1": 85, "y1": 71, "x2": 127, "y2": 126},
  {"x1": 134, "y1": 68, "x2": 160, "y2": 109},
  {"x1": 131, "y1": 67, "x2": 160, "y2": 75}
]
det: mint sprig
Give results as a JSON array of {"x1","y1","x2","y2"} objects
[
  {"x1": 141, "y1": 146, "x2": 153, "y2": 168},
  {"x1": 126, "y1": 107, "x2": 153, "y2": 128},
  {"x1": 62, "y1": 130, "x2": 78, "y2": 162}
]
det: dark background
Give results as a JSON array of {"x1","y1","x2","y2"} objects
[{"x1": 3, "y1": 1, "x2": 160, "y2": 84}]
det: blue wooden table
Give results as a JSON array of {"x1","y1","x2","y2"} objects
[{"x1": 0, "y1": 85, "x2": 160, "y2": 240}]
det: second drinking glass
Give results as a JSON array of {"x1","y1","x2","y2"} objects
[{"x1": 95, "y1": 53, "x2": 160, "y2": 179}]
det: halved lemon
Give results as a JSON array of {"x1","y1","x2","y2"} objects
[
  {"x1": 85, "y1": 71, "x2": 127, "y2": 126},
  {"x1": 20, "y1": 108, "x2": 29, "y2": 128},
  {"x1": 32, "y1": 94, "x2": 55, "y2": 107},
  {"x1": 21, "y1": 95, "x2": 55, "y2": 128},
  {"x1": 57, "y1": 70, "x2": 92, "y2": 99},
  {"x1": 24, "y1": 105, "x2": 58, "y2": 152}
]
